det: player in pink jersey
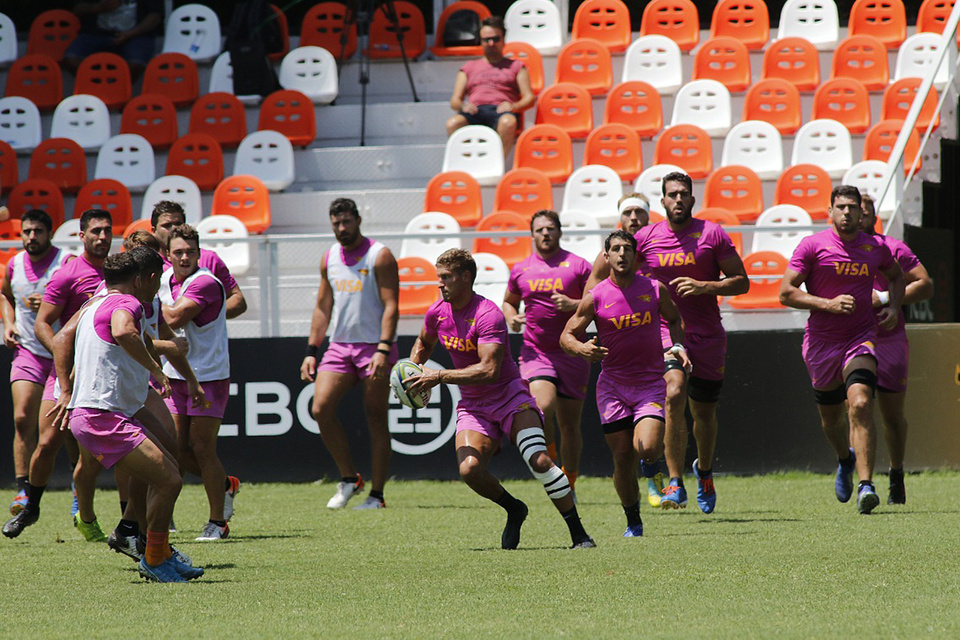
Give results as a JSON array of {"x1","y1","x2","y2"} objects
[
  {"x1": 859, "y1": 195, "x2": 934, "y2": 504},
  {"x1": 503, "y1": 210, "x2": 591, "y2": 492},
  {"x1": 780, "y1": 186, "x2": 906, "y2": 514},
  {"x1": 562, "y1": 231, "x2": 688, "y2": 537},
  {"x1": 406, "y1": 249, "x2": 595, "y2": 550}
]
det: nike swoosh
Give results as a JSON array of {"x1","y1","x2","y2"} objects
[
  {"x1": 604, "y1": 302, "x2": 615, "y2": 308},
  {"x1": 438, "y1": 316, "x2": 447, "y2": 320}
]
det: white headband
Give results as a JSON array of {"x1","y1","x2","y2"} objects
[{"x1": 619, "y1": 198, "x2": 649, "y2": 215}]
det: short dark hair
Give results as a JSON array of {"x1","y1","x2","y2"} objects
[
  {"x1": 436, "y1": 248, "x2": 477, "y2": 283},
  {"x1": 830, "y1": 185, "x2": 862, "y2": 206},
  {"x1": 330, "y1": 198, "x2": 359, "y2": 218},
  {"x1": 604, "y1": 230, "x2": 637, "y2": 253},
  {"x1": 103, "y1": 252, "x2": 138, "y2": 285},
  {"x1": 21, "y1": 209, "x2": 53, "y2": 232},
  {"x1": 481, "y1": 16, "x2": 505, "y2": 35},
  {"x1": 123, "y1": 230, "x2": 161, "y2": 253},
  {"x1": 128, "y1": 245, "x2": 164, "y2": 277},
  {"x1": 530, "y1": 209, "x2": 561, "y2": 232},
  {"x1": 860, "y1": 194, "x2": 876, "y2": 218},
  {"x1": 662, "y1": 172, "x2": 693, "y2": 196},
  {"x1": 151, "y1": 200, "x2": 186, "y2": 229},
  {"x1": 169, "y1": 224, "x2": 200, "y2": 247},
  {"x1": 79, "y1": 209, "x2": 112, "y2": 232}
]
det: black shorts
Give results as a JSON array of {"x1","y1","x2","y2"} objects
[{"x1": 461, "y1": 104, "x2": 519, "y2": 130}]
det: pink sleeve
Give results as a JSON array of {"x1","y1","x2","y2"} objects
[
  {"x1": 787, "y1": 238, "x2": 813, "y2": 276},
  {"x1": 894, "y1": 241, "x2": 921, "y2": 274},
  {"x1": 94, "y1": 296, "x2": 144, "y2": 345},
  {"x1": 422, "y1": 302, "x2": 439, "y2": 341},
  {"x1": 878, "y1": 242, "x2": 897, "y2": 273},
  {"x1": 475, "y1": 304, "x2": 506, "y2": 345},
  {"x1": 576, "y1": 258, "x2": 591, "y2": 291},
  {"x1": 712, "y1": 225, "x2": 739, "y2": 261},
  {"x1": 506, "y1": 264, "x2": 522, "y2": 296},
  {"x1": 208, "y1": 252, "x2": 238, "y2": 290},
  {"x1": 42, "y1": 269, "x2": 70, "y2": 306},
  {"x1": 182, "y1": 276, "x2": 224, "y2": 327}
]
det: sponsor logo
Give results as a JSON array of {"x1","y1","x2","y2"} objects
[
  {"x1": 609, "y1": 311, "x2": 653, "y2": 329},
  {"x1": 466, "y1": 318, "x2": 476, "y2": 326},
  {"x1": 334, "y1": 279, "x2": 363, "y2": 292},
  {"x1": 359, "y1": 268, "x2": 370, "y2": 275},
  {"x1": 833, "y1": 262, "x2": 870, "y2": 276},
  {"x1": 859, "y1": 245, "x2": 874, "y2": 252},
  {"x1": 656, "y1": 252, "x2": 696, "y2": 267},
  {"x1": 442, "y1": 335, "x2": 477, "y2": 352},
  {"x1": 527, "y1": 277, "x2": 564, "y2": 292},
  {"x1": 559, "y1": 261, "x2": 570, "y2": 267},
  {"x1": 690, "y1": 232, "x2": 702, "y2": 239},
  {"x1": 637, "y1": 294, "x2": 652, "y2": 302}
]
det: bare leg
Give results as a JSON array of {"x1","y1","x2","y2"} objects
[
  {"x1": 11, "y1": 381, "x2": 42, "y2": 480},
  {"x1": 312, "y1": 371, "x2": 360, "y2": 480},
  {"x1": 634, "y1": 416, "x2": 666, "y2": 464},
  {"x1": 816, "y1": 399, "x2": 850, "y2": 458},
  {"x1": 604, "y1": 429, "x2": 639, "y2": 508},
  {"x1": 497, "y1": 113, "x2": 519, "y2": 157},
  {"x1": 455, "y1": 429, "x2": 502, "y2": 500},
  {"x1": 362, "y1": 374, "x2": 391, "y2": 493},
  {"x1": 662, "y1": 369, "x2": 688, "y2": 479},
  {"x1": 529, "y1": 379, "x2": 559, "y2": 459},
  {"x1": 445, "y1": 114, "x2": 469, "y2": 137},
  {"x1": 113, "y1": 439, "x2": 182, "y2": 535},
  {"x1": 511, "y1": 410, "x2": 575, "y2": 513},
  {"x1": 843, "y1": 356, "x2": 878, "y2": 483},
  {"x1": 187, "y1": 416, "x2": 227, "y2": 521},
  {"x1": 556, "y1": 396, "x2": 584, "y2": 478},
  {"x1": 73, "y1": 450, "x2": 103, "y2": 523},
  {"x1": 28, "y1": 400, "x2": 65, "y2": 489},
  {"x1": 690, "y1": 399, "x2": 719, "y2": 470},
  {"x1": 878, "y1": 390, "x2": 908, "y2": 469}
]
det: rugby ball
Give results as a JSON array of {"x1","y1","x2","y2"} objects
[{"x1": 390, "y1": 359, "x2": 431, "y2": 409}]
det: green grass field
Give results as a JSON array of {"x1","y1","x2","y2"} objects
[{"x1": 1, "y1": 473, "x2": 958, "y2": 639}]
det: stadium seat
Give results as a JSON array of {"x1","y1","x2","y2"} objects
[
  {"x1": 695, "y1": 207, "x2": 743, "y2": 255},
  {"x1": 710, "y1": 0, "x2": 770, "y2": 50},
  {"x1": 141, "y1": 175, "x2": 203, "y2": 223},
  {"x1": 654, "y1": 124, "x2": 712, "y2": 179},
  {"x1": 831, "y1": 35, "x2": 889, "y2": 91},
  {"x1": 776, "y1": 0, "x2": 840, "y2": 50},
  {"x1": 26, "y1": 10, "x2": 79, "y2": 62},
  {"x1": 51, "y1": 218, "x2": 81, "y2": 252},
  {"x1": 761, "y1": 37, "x2": 821, "y2": 92},
  {"x1": 424, "y1": 171, "x2": 483, "y2": 228},
  {"x1": 555, "y1": 39, "x2": 613, "y2": 96},
  {"x1": 473, "y1": 252, "x2": 511, "y2": 302},
  {"x1": 142, "y1": 53, "x2": 199, "y2": 109},
  {"x1": 561, "y1": 164, "x2": 624, "y2": 226},
  {"x1": 639, "y1": 0, "x2": 700, "y2": 51},
  {"x1": 774, "y1": 164, "x2": 833, "y2": 220},
  {"x1": 894, "y1": 32, "x2": 951, "y2": 91},
  {"x1": 431, "y1": 1, "x2": 491, "y2": 57},
  {"x1": 882, "y1": 78, "x2": 940, "y2": 133},
  {"x1": 369, "y1": 1, "x2": 427, "y2": 60},
  {"x1": 671, "y1": 79, "x2": 732, "y2": 137},
  {"x1": 558, "y1": 210, "x2": 603, "y2": 261},
  {"x1": 849, "y1": 0, "x2": 906, "y2": 48},
  {"x1": 585, "y1": 123, "x2": 644, "y2": 182},
  {"x1": 29, "y1": 138, "x2": 87, "y2": 193},
  {"x1": 268, "y1": 4, "x2": 290, "y2": 63},
  {"x1": 301, "y1": 3, "x2": 356, "y2": 59},
  {"x1": 721, "y1": 120, "x2": 783, "y2": 181},
  {"x1": 0, "y1": 13, "x2": 18, "y2": 67},
  {"x1": 443, "y1": 125, "x2": 505, "y2": 186},
  {"x1": 504, "y1": 42, "x2": 544, "y2": 96},
  {"x1": 494, "y1": 167, "x2": 553, "y2": 221},
  {"x1": 74, "y1": 53, "x2": 131, "y2": 111},
  {"x1": 233, "y1": 130, "x2": 296, "y2": 191},
  {"x1": 50, "y1": 94, "x2": 111, "y2": 151},
  {"x1": 258, "y1": 90, "x2": 316, "y2": 147},
  {"x1": 208, "y1": 52, "x2": 262, "y2": 105},
  {"x1": 189, "y1": 92, "x2": 247, "y2": 149},
  {"x1": 751, "y1": 204, "x2": 813, "y2": 256},
  {"x1": 743, "y1": 78, "x2": 802, "y2": 135},
  {"x1": 842, "y1": 160, "x2": 897, "y2": 217},
  {"x1": 163, "y1": 4, "x2": 222, "y2": 62},
  {"x1": 123, "y1": 218, "x2": 153, "y2": 237},
  {"x1": 572, "y1": 0, "x2": 631, "y2": 53},
  {"x1": 279, "y1": 46, "x2": 340, "y2": 105},
  {"x1": 622, "y1": 35, "x2": 684, "y2": 96},
  {"x1": 604, "y1": 81, "x2": 663, "y2": 139},
  {"x1": 397, "y1": 257, "x2": 439, "y2": 315},
  {"x1": 166, "y1": 133, "x2": 224, "y2": 191},
  {"x1": 504, "y1": 0, "x2": 563, "y2": 55},
  {"x1": 4, "y1": 54, "x2": 63, "y2": 111},
  {"x1": 792, "y1": 119, "x2": 854, "y2": 179},
  {"x1": 94, "y1": 133, "x2": 155, "y2": 192},
  {"x1": 75, "y1": 178, "x2": 132, "y2": 234},
  {"x1": 693, "y1": 37, "x2": 751, "y2": 92},
  {"x1": 0, "y1": 97, "x2": 42, "y2": 152},
  {"x1": 634, "y1": 163, "x2": 684, "y2": 214},
  {"x1": 703, "y1": 165, "x2": 764, "y2": 222},
  {"x1": 535, "y1": 82, "x2": 593, "y2": 139},
  {"x1": 210, "y1": 175, "x2": 272, "y2": 234},
  {"x1": 7, "y1": 179, "x2": 64, "y2": 228},
  {"x1": 0, "y1": 219, "x2": 21, "y2": 265},
  {"x1": 864, "y1": 119, "x2": 921, "y2": 171},
  {"x1": 812, "y1": 78, "x2": 871, "y2": 134},
  {"x1": 196, "y1": 214, "x2": 251, "y2": 276},
  {"x1": 727, "y1": 251, "x2": 789, "y2": 309},
  {"x1": 400, "y1": 212, "x2": 462, "y2": 262},
  {"x1": 513, "y1": 124, "x2": 573, "y2": 184},
  {"x1": 918, "y1": 0, "x2": 960, "y2": 45},
  {"x1": 473, "y1": 211, "x2": 531, "y2": 267},
  {"x1": 0, "y1": 140, "x2": 17, "y2": 193},
  {"x1": 120, "y1": 95, "x2": 178, "y2": 150}
]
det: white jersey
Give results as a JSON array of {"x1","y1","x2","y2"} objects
[
  {"x1": 158, "y1": 267, "x2": 229, "y2": 382},
  {"x1": 326, "y1": 240, "x2": 389, "y2": 344},
  {"x1": 9, "y1": 248, "x2": 70, "y2": 358},
  {"x1": 68, "y1": 294, "x2": 149, "y2": 416}
]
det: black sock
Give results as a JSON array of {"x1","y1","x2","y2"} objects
[
  {"x1": 673, "y1": 477, "x2": 685, "y2": 489},
  {"x1": 562, "y1": 505, "x2": 589, "y2": 542},
  {"x1": 494, "y1": 489, "x2": 524, "y2": 513},
  {"x1": 16, "y1": 476, "x2": 28, "y2": 492},
  {"x1": 623, "y1": 501, "x2": 641, "y2": 528},
  {"x1": 889, "y1": 467, "x2": 904, "y2": 480},
  {"x1": 370, "y1": 489, "x2": 384, "y2": 501},
  {"x1": 26, "y1": 483, "x2": 45, "y2": 509},
  {"x1": 210, "y1": 519, "x2": 227, "y2": 527},
  {"x1": 119, "y1": 500, "x2": 128, "y2": 515},
  {"x1": 697, "y1": 465, "x2": 712, "y2": 477},
  {"x1": 858, "y1": 480, "x2": 875, "y2": 491},
  {"x1": 224, "y1": 477, "x2": 232, "y2": 491},
  {"x1": 341, "y1": 476, "x2": 359, "y2": 485},
  {"x1": 116, "y1": 518, "x2": 138, "y2": 537}
]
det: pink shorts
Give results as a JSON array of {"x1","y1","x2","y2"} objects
[
  {"x1": 686, "y1": 332, "x2": 727, "y2": 381},
  {"x1": 875, "y1": 333, "x2": 908, "y2": 393},
  {"x1": 69, "y1": 407, "x2": 147, "y2": 469},
  {"x1": 319, "y1": 342, "x2": 400, "y2": 379},
  {"x1": 10, "y1": 347, "x2": 53, "y2": 386},
  {"x1": 519, "y1": 344, "x2": 590, "y2": 400},
  {"x1": 165, "y1": 378, "x2": 230, "y2": 419},
  {"x1": 596, "y1": 373, "x2": 666, "y2": 425},
  {"x1": 802, "y1": 330, "x2": 878, "y2": 389},
  {"x1": 41, "y1": 367, "x2": 59, "y2": 403},
  {"x1": 456, "y1": 377, "x2": 542, "y2": 446}
]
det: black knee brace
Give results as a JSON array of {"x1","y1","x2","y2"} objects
[{"x1": 845, "y1": 368, "x2": 877, "y2": 392}]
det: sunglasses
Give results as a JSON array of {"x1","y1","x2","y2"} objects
[{"x1": 480, "y1": 36, "x2": 502, "y2": 43}]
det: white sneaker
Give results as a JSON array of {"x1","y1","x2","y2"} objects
[
  {"x1": 326, "y1": 476, "x2": 364, "y2": 509},
  {"x1": 224, "y1": 476, "x2": 241, "y2": 521},
  {"x1": 353, "y1": 496, "x2": 385, "y2": 510},
  {"x1": 195, "y1": 521, "x2": 229, "y2": 541}
]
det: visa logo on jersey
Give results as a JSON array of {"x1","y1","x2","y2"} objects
[
  {"x1": 527, "y1": 278, "x2": 564, "y2": 292},
  {"x1": 834, "y1": 262, "x2": 870, "y2": 277},
  {"x1": 656, "y1": 252, "x2": 696, "y2": 267},
  {"x1": 609, "y1": 311, "x2": 653, "y2": 330},
  {"x1": 334, "y1": 279, "x2": 363, "y2": 293},
  {"x1": 442, "y1": 335, "x2": 477, "y2": 352}
]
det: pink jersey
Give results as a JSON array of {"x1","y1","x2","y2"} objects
[
  {"x1": 168, "y1": 272, "x2": 224, "y2": 327},
  {"x1": 43, "y1": 255, "x2": 103, "y2": 325},
  {"x1": 423, "y1": 294, "x2": 522, "y2": 404},
  {"x1": 788, "y1": 229, "x2": 897, "y2": 342},
  {"x1": 591, "y1": 274, "x2": 664, "y2": 385},
  {"x1": 7, "y1": 248, "x2": 59, "y2": 283},
  {"x1": 93, "y1": 294, "x2": 144, "y2": 344},
  {"x1": 873, "y1": 234, "x2": 920, "y2": 339},
  {"x1": 507, "y1": 249, "x2": 591, "y2": 354},
  {"x1": 162, "y1": 248, "x2": 237, "y2": 291},
  {"x1": 634, "y1": 219, "x2": 738, "y2": 338},
  {"x1": 461, "y1": 58, "x2": 523, "y2": 107}
]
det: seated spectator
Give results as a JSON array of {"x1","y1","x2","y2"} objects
[
  {"x1": 446, "y1": 16, "x2": 535, "y2": 157},
  {"x1": 63, "y1": 0, "x2": 164, "y2": 81}
]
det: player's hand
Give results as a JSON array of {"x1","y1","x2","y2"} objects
[
  {"x1": 405, "y1": 367, "x2": 442, "y2": 396},
  {"x1": 670, "y1": 277, "x2": 708, "y2": 297},
  {"x1": 496, "y1": 101, "x2": 513, "y2": 114},
  {"x1": 551, "y1": 292, "x2": 578, "y2": 312},
  {"x1": 461, "y1": 101, "x2": 478, "y2": 115},
  {"x1": 827, "y1": 294, "x2": 856, "y2": 315},
  {"x1": 366, "y1": 351, "x2": 389, "y2": 381},
  {"x1": 508, "y1": 312, "x2": 526, "y2": 332},
  {"x1": 155, "y1": 371, "x2": 172, "y2": 399},
  {"x1": 47, "y1": 391, "x2": 72, "y2": 432},
  {"x1": 26, "y1": 293, "x2": 43, "y2": 311},
  {"x1": 187, "y1": 379, "x2": 210, "y2": 409},
  {"x1": 3, "y1": 324, "x2": 19, "y2": 348},
  {"x1": 171, "y1": 336, "x2": 189, "y2": 357},
  {"x1": 877, "y1": 307, "x2": 898, "y2": 331},
  {"x1": 579, "y1": 336, "x2": 608, "y2": 362},
  {"x1": 300, "y1": 356, "x2": 317, "y2": 382}
]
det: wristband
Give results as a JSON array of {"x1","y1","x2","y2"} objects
[
  {"x1": 666, "y1": 343, "x2": 686, "y2": 357},
  {"x1": 304, "y1": 344, "x2": 320, "y2": 359},
  {"x1": 378, "y1": 340, "x2": 393, "y2": 347},
  {"x1": 377, "y1": 348, "x2": 391, "y2": 355},
  {"x1": 877, "y1": 290, "x2": 890, "y2": 305}
]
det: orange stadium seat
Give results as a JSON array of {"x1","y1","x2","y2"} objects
[
  {"x1": 504, "y1": 42, "x2": 544, "y2": 95},
  {"x1": 7, "y1": 179, "x2": 64, "y2": 229},
  {"x1": 849, "y1": 0, "x2": 907, "y2": 48},
  {"x1": 424, "y1": 171, "x2": 484, "y2": 228},
  {"x1": 75, "y1": 179, "x2": 133, "y2": 234},
  {"x1": 710, "y1": 0, "x2": 769, "y2": 50},
  {"x1": 864, "y1": 119, "x2": 921, "y2": 171},
  {"x1": 431, "y1": 1, "x2": 491, "y2": 57},
  {"x1": 211, "y1": 175, "x2": 272, "y2": 234},
  {"x1": 166, "y1": 133, "x2": 224, "y2": 191},
  {"x1": 74, "y1": 52, "x2": 131, "y2": 110},
  {"x1": 882, "y1": 78, "x2": 940, "y2": 133},
  {"x1": 26, "y1": 10, "x2": 79, "y2": 62},
  {"x1": 572, "y1": 0, "x2": 632, "y2": 53},
  {"x1": 831, "y1": 35, "x2": 889, "y2": 91},
  {"x1": 918, "y1": 0, "x2": 960, "y2": 44},
  {"x1": 123, "y1": 218, "x2": 153, "y2": 238},
  {"x1": 695, "y1": 207, "x2": 742, "y2": 255},
  {"x1": 654, "y1": 124, "x2": 712, "y2": 179},
  {"x1": 189, "y1": 93, "x2": 247, "y2": 149},
  {"x1": 640, "y1": 0, "x2": 700, "y2": 51},
  {"x1": 743, "y1": 78, "x2": 802, "y2": 135},
  {"x1": 774, "y1": 164, "x2": 833, "y2": 220},
  {"x1": 258, "y1": 90, "x2": 317, "y2": 147},
  {"x1": 693, "y1": 36, "x2": 751, "y2": 92},
  {"x1": 585, "y1": 123, "x2": 644, "y2": 182},
  {"x1": 268, "y1": 4, "x2": 291, "y2": 63},
  {"x1": 369, "y1": 1, "x2": 427, "y2": 60},
  {"x1": 142, "y1": 53, "x2": 199, "y2": 108},
  {"x1": 0, "y1": 219, "x2": 22, "y2": 265},
  {"x1": 473, "y1": 211, "x2": 531, "y2": 267},
  {"x1": 726, "y1": 250, "x2": 788, "y2": 309},
  {"x1": 398, "y1": 257, "x2": 439, "y2": 315},
  {"x1": 812, "y1": 78, "x2": 872, "y2": 134},
  {"x1": 0, "y1": 140, "x2": 18, "y2": 195},
  {"x1": 29, "y1": 138, "x2": 86, "y2": 194},
  {"x1": 513, "y1": 124, "x2": 574, "y2": 184},
  {"x1": 761, "y1": 37, "x2": 821, "y2": 93},
  {"x1": 604, "y1": 81, "x2": 663, "y2": 139},
  {"x1": 555, "y1": 38, "x2": 613, "y2": 96},
  {"x1": 494, "y1": 167, "x2": 553, "y2": 221},
  {"x1": 4, "y1": 54, "x2": 63, "y2": 111},
  {"x1": 120, "y1": 94, "x2": 179, "y2": 150},
  {"x1": 535, "y1": 82, "x2": 593, "y2": 139},
  {"x1": 301, "y1": 2, "x2": 357, "y2": 60},
  {"x1": 703, "y1": 165, "x2": 764, "y2": 223}
]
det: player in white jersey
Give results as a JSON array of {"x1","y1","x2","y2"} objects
[
  {"x1": 300, "y1": 198, "x2": 400, "y2": 510},
  {"x1": 1, "y1": 210, "x2": 69, "y2": 514}
]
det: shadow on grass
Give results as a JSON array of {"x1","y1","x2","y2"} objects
[
  {"x1": 706, "y1": 517, "x2": 802, "y2": 524},
  {"x1": 198, "y1": 563, "x2": 236, "y2": 569},
  {"x1": 217, "y1": 533, "x2": 309, "y2": 541},
  {"x1": 470, "y1": 545, "x2": 573, "y2": 552}
]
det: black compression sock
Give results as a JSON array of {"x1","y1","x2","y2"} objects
[
  {"x1": 623, "y1": 501, "x2": 641, "y2": 528},
  {"x1": 16, "y1": 476, "x2": 28, "y2": 492},
  {"x1": 494, "y1": 489, "x2": 524, "y2": 513},
  {"x1": 26, "y1": 483, "x2": 45, "y2": 509},
  {"x1": 562, "y1": 505, "x2": 589, "y2": 542},
  {"x1": 119, "y1": 500, "x2": 128, "y2": 515},
  {"x1": 224, "y1": 477, "x2": 232, "y2": 491},
  {"x1": 341, "y1": 476, "x2": 359, "y2": 485},
  {"x1": 211, "y1": 519, "x2": 227, "y2": 527},
  {"x1": 370, "y1": 490, "x2": 384, "y2": 501},
  {"x1": 116, "y1": 519, "x2": 138, "y2": 537}
]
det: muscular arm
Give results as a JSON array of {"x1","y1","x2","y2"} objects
[
  {"x1": 778, "y1": 269, "x2": 853, "y2": 314},
  {"x1": 225, "y1": 285, "x2": 248, "y2": 319},
  {"x1": 658, "y1": 281, "x2": 685, "y2": 346},
  {"x1": 584, "y1": 252, "x2": 610, "y2": 293},
  {"x1": 300, "y1": 257, "x2": 335, "y2": 382},
  {"x1": 161, "y1": 296, "x2": 203, "y2": 331},
  {"x1": 560, "y1": 292, "x2": 607, "y2": 361},
  {"x1": 671, "y1": 253, "x2": 750, "y2": 298},
  {"x1": 409, "y1": 326, "x2": 436, "y2": 365},
  {"x1": 902, "y1": 263, "x2": 934, "y2": 305},
  {"x1": 876, "y1": 262, "x2": 905, "y2": 331},
  {"x1": 510, "y1": 68, "x2": 536, "y2": 112},
  {"x1": 502, "y1": 289, "x2": 525, "y2": 332},
  {"x1": 375, "y1": 248, "x2": 400, "y2": 344},
  {"x1": 449, "y1": 71, "x2": 469, "y2": 112},
  {"x1": 1, "y1": 269, "x2": 17, "y2": 347},
  {"x1": 35, "y1": 301, "x2": 65, "y2": 354}
]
